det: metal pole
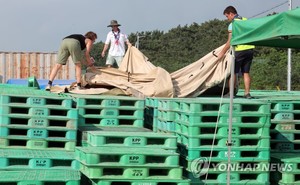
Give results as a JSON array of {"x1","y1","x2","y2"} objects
[
  {"x1": 287, "y1": 0, "x2": 292, "y2": 91},
  {"x1": 135, "y1": 35, "x2": 140, "y2": 49},
  {"x1": 227, "y1": 47, "x2": 235, "y2": 185}
]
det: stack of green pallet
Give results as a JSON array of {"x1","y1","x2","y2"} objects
[
  {"x1": 270, "y1": 153, "x2": 300, "y2": 185},
  {"x1": 144, "y1": 97, "x2": 159, "y2": 132},
  {"x1": 74, "y1": 95, "x2": 146, "y2": 146},
  {"x1": 76, "y1": 129, "x2": 190, "y2": 185},
  {"x1": 262, "y1": 92, "x2": 300, "y2": 185},
  {"x1": 0, "y1": 85, "x2": 80, "y2": 185},
  {"x1": 173, "y1": 98, "x2": 271, "y2": 185},
  {"x1": 156, "y1": 98, "x2": 182, "y2": 134},
  {"x1": 269, "y1": 100, "x2": 300, "y2": 153},
  {"x1": 75, "y1": 95, "x2": 145, "y2": 127}
]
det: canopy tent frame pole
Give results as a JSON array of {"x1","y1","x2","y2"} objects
[
  {"x1": 227, "y1": 47, "x2": 235, "y2": 185},
  {"x1": 287, "y1": 0, "x2": 292, "y2": 91}
]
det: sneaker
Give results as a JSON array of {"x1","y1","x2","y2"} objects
[
  {"x1": 244, "y1": 93, "x2": 253, "y2": 99},
  {"x1": 45, "y1": 84, "x2": 51, "y2": 91}
]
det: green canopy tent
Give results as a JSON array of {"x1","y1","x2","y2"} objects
[
  {"x1": 231, "y1": 7, "x2": 300, "y2": 48},
  {"x1": 224, "y1": 7, "x2": 300, "y2": 185}
]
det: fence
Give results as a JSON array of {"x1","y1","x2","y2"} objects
[{"x1": 0, "y1": 52, "x2": 75, "y2": 83}]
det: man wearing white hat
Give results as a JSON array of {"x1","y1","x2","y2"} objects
[{"x1": 101, "y1": 20, "x2": 132, "y2": 67}]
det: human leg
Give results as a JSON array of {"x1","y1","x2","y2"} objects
[
  {"x1": 46, "y1": 40, "x2": 70, "y2": 91},
  {"x1": 106, "y1": 54, "x2": 117, "y2": 67},
  {"x1": 115, "y1": 56, "x2": 124, "y2": 67},
  {"x1": 243, "y1": 72, "x2": 251, "y2": 95},
  {"x1": 75, "y1": 63, "x2": 82, "y2": 86},
  {"x1": 45, "y1": 64, "x2": 63, "y2": 91}
]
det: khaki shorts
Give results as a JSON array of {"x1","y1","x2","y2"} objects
[
  {"x1": 57, "y1": 38, "x2": 84, "y2": 65},
  {"x1": 106, "y1": 54, "x2": 124, "y2": 67}
]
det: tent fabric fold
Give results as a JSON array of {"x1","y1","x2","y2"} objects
[
  {"x1": 77, "y1": 45, "x2": 231, "y2": 98},
  {"x1": 171, "y1": 45, "x2": 232, "y2": 97}
]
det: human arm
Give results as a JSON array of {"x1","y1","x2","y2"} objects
[
  {"x1": 126, "y1": 40, "x2": 132, "y2": 48},
  {"x1": 85, "y1": 39, "x2": 94, "y2": 67},
  {"x1": 217, "y1": 31, "x2": 232, "y2": 60},
  {"x1": 101, "y1": 44, "x2": 109, "y2": 57}
]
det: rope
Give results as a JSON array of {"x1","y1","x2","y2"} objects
[
  {"x1": 250, "y1": 1, "x2": 289, "y2": 18},
  {"x1": 203, "y1": 52, "x2": 232, "y2": 184}
]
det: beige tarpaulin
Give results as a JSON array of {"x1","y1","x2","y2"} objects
[
  {"x1": 171, "y1": 45, "x2": 232, "y2": 97},
  {"x1": 59, "y1": 45, "x2": 231, "y2": 98},
  {"x1": 80, "y1": 46, "x2": 174, "y2": 98}
]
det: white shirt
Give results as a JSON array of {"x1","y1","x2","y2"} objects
[{"x1": 105, "y1": 30, "x2": 128, "y2": 56}]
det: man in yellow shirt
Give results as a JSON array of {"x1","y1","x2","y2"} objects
[{"x1": 218, "y1": 6, "x2": 255, "y2": 99}]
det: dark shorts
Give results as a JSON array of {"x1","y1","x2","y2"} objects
[{"x1": 235, "y1": 49, "x2": 254, "y2": 74}]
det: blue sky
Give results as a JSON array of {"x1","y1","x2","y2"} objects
[{"x1": 0, "y1": 0, "x2": 299, "y2": 52}]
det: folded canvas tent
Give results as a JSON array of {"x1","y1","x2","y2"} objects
[{"x1": 74, "y1": 45, "x2": 232, "y2": 98}]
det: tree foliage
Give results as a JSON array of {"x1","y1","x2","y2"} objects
[{"x1": 90, "y1": 19, "x2": 300, "y2": 90}]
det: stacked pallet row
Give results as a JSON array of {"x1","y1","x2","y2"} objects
[
  {"x1": 156, "y1": 98, "x2": 183, "y2": 134},
  {"x1": 144, "y1": 97, "x2": 159, "y2": 132},
  {"x1": 240, "y1": 90, "x2": 300, "y2": 185},
  {"x1": 158, "y1": 98, "x2": 271, "y2": 185},
  {"x1": 74, "y1": 95, "x2": 190, "y2": 185},
  {"x1": 76, "y1": 95, "x2": 145, "y2": 128},
  {"x1": 75, "y1": 95, "x2": 146, "y2": 147},
  {"x1": 259, "y1": 92, "x2": 300, "y2": 185},
  {"x1": 145, "y1": 97, "x2": 183, "y2": 133},
  {"x1": 0, "y1": 85, "x2": 80, "y2": 185}
]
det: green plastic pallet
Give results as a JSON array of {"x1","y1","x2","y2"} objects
[
  {"x1": 271, "y1": 112, "x2": 295, "y2": 121},
  {"x1": 0, "y1": 114, "x2": 77, "y2": 129},
  {"x1": 145, "y1": 107, "x2": 158, "y2": 117},
  {"x1": 270, "y1": 132, "x2": 300, "y2": 142},
  {"x1": 87, "y1": 131, "x2": 177, "y2": 150},
  {"x1": 271, "y1": 141, "x2": 300, "y2": 152},
  {"x1": 0, "y1": 105, "x2": 78, "y2": 119},
  {"x1": 177, "y1": 143, "x2": 270, "y2": 161},
  {"x1": 179, "y1": 99, "x2": 270, "y2": 114},
  {"x1": 174, "y1": 112, "x2": 271, "y2": 128},
  {"x1": 78, "y1": 107, "x2": 144, "y2": 119},
  {"x1": 0, "y1": 170, "x2": 80, "y2": 184},
  {"x1": 0, "y1": 148, "x2": 78, "y2": 170},
  {"x1": 184, "y1": 170, "x2": 269, "y2": 184},
  {"x1": 279, "y1": 172, "x2": 300, "y2": 184},
  {"x1": 176, "y1": 132, "x2": 270, "y2": 148},
  {"x1": 76, "y1": 95, "x2": 144, "y2": 108},
  {"x1": 78, "y1": 116, "x2": 144, "y2": 127},
  {"x1": 88, "y1": 178, "x2": 191, "y2": 185},
  {"x1": 0, "y1": 84, "x2": 37, "y2": 89},
  {"x1": 157, "y1": 120, "x2": 176, "y2": 133},
  {"x1": 145, "y1": 97, "x2": 160, "y2": 108},
  {"x1": 77, "y1": 126, "x2": 151, "y2": 146},
  {"x1": 278, "y1": 183, "x2": 300, "y2": 185},
  {"x1": 76, "y1": 146, "x2": 179, "y2": 167},
  {"x1": 271, "y1": 121, "x2": 300, "y2": 133},
  {"x1": 0, "y1": 126, "x2": 76, "y2": 140},
  {"x1": 157, "y1": 110, "x2": 177, "y2": 121},
  {"x1": 176, "y1": 122, "x2": 270, "y2": 137},
  {"x1": 157, "y1": 99, "x2": 183, "y2": 111},
  {"x1": 80, "y1": 163, "x2": 183, "y2": 180},
  {"x1": 192, "y1": 182, "x2": 269, "y2": 185},
  {"x1": 181, "y1": 157, "x2": 270, "y2": 173},
  {"x1": 0, "y1": 136, "x2": 76, "y2": 151},
  {"x1": 271, "y1": 101, "x2": 300, "y2": 112},
  {"x1": 0, "y1": 84, "x2": 71, "y2": 97},
  {"x1": 28, "y1": 76, "x2": 40, "y2": 89},
  {"x1": 0, "y1": 94, "x2": 73, "y2": 108},
  {"x1": 271, "y1": 153, "x2": 300, "y2": 171}
]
